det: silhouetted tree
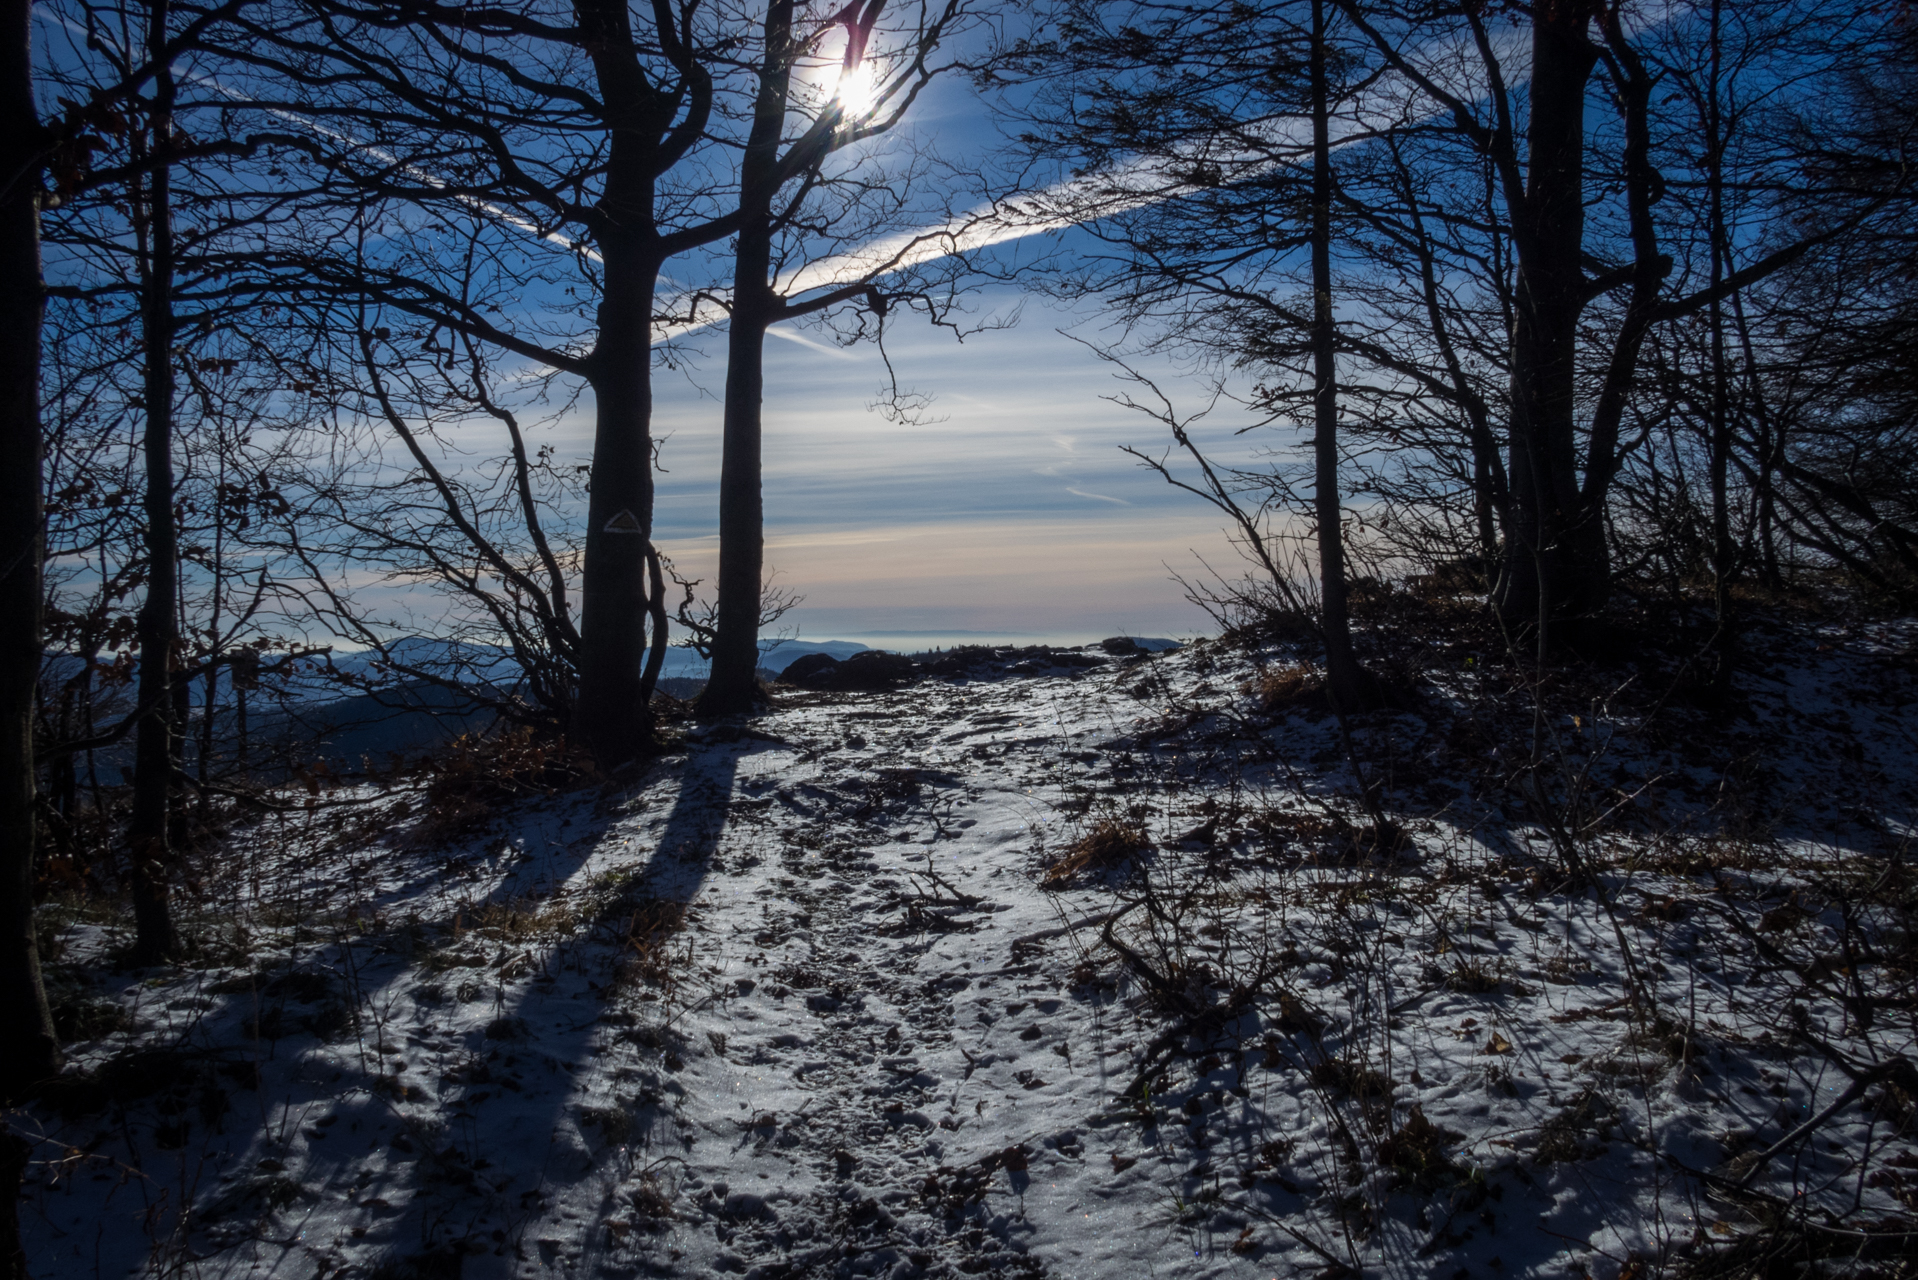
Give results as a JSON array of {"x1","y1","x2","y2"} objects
[
  {"x1": 221, "y1": 0, "x2": 764, "y2": 766},
  {"x1": 698, "y1": 0, "x2": 979, "y2": 716},
  {"x1": 0, "y1": 0, "x2": 61, "y2": 1096}
]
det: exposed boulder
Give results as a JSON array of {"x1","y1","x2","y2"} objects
[
  {"x1": 832, "y1": 651, "x2": 917, "y2": 690},
  {"x1": 779, "y1": 650, "x2": 917, "y2": 691},
  {"x1": 1100, "y1": 636, "x2": 1181, "y2": 657},
  {"x1": 777, "y1": 652, "x2": 841, "y2": 685}
]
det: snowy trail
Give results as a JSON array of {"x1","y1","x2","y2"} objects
[
  {"x1": 20, "y1": 627, "x2": 1918, "y2": 1280},
  {"x1": 576, "y1": 670, "x2": 1169, "y2": 1280}
]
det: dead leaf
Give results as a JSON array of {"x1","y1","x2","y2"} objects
[
  {"x1": 1484, "y1": 1031, "x2": 1513, "y2": 1055},
  {"x1": 1111, "y1": 1154, "x2": 1137, "y2": 1173}
]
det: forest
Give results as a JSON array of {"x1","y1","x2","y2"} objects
[{"x1": 2, "y1": 1, "x2": 1915, "y2": 1278}]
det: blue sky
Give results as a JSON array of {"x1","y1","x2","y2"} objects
[
  {"x1": 609, "y1": 54, "x2": 1304, "y2": 648},
  {"x1": 615, "y1": 68, "x2": 1257, "y2": 645},
  {"x1": 619, "y1": 285, "x2": 1277, "y2": 646}
]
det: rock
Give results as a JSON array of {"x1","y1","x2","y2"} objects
[
  {"x1": 786, "y1": 650, "x2": 918, "y2": 691},
  {"x1": 833, "y1": 650, "x2": 917, "y2": 690},
  {"x1": 723, "y1": 1190, "x2": 772, "y2": 1219},
  {"x1": 1101, "y1": 635, "x2": 1182, "y2": 654},
  {"x1": 778, "y1": 652, "x2": 841, "y2": 684}
]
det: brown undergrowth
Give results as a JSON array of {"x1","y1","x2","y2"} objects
[
  {"x1": 1043, "y1": 817, "x2": 1153, "y2": 887},
  {"x1": 1048, "y1": 580, "x2": 1918, "y2": 1276},
  {"x1": 410, "y1": 727, "x2": 597, "y2": 845}
]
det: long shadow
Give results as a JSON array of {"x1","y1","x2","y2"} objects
[
  {"x1": 74, "y1": 736, "x2": 768, "y2": 1279},
  {"x1": 617, "y1": 735, "x2": 748, "y2": 905},
  {"x1": 368, "y1": 735, "x2": 757, "y2": 1276},
  {"x1": 359, "y1": 736, "x2": 757, "y2": 1277}
]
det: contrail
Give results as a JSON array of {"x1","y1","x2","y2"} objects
[
  {"x1": 39, "y1": 4, "x2": 1666, "y2": 345},
  {"x1": 655, "y1": 13, "x2": 1538, "y2": 340}
]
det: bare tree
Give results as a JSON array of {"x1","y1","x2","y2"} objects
[
  {"x1": 0, "y1": 0, "x2": 60, "y2": 1094},
  {"x1": 219, "y1": 0, "x2": 777, "y2": 767},
  {"x1": 697, "y1": 0, "x2": 981, "y2": 716},
  {"x1": 1304, "y1": 0, "x2": 1379, "y2": 710},
  {"x1": 1002, "y1": 0, "x2": 1384, "y2": 703},
  {"x1": 1331, "y1": 0, "x2": 1882, "y2": 648},
  {"x1": 1, "y1": 0, "x2": 254, "y2": 1087}
]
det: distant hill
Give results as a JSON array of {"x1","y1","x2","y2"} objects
[{"x1": 40, "y1": 636, "x2": 880, "y2": 776}]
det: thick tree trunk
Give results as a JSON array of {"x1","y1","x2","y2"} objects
[
  {"x1": 1310, "y1": 0, "x2": 1378, "y2": 713},
  {"x1": 1493, "y1": 4, "x2": 1607, "y2": 645},
  {"x1": 0, "y1": 0, "x2": 60, "y2": 1098},
  {"x1": 575, "y1": 244, "x2": 663, "y2": 768},
  {"x1": 700, "y1": 0, "x2": 797, "y2": 720},
  {"x1": 568, "y1": 0, "x2": 713, "y2": 767},
  {"x1": 700, "y1": 266, "x2": 773, "y2": 717}
]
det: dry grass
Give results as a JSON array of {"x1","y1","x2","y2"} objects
[
  {"x1": 457, "y1": 894, "x2": 584, "y2": 940},
  {"x1": 1043, "y1": 818, "x2": 1153, "y2": 887},
  {"x1": 611, "y1": 899, "x2": 691, "y2": 995},
  {"x1": 1247, "y1": 663, "x2": 1324, "y2": 714}
]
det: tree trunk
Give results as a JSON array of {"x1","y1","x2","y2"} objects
[
  {"x1": 1493, "y1": 3, "x2": 1606, "y2": 645},
  {"x1": 700, "y1": 268, "x2": 773, "y2": 717},
  {"x1": 0, "y1": 0, "x2": 61, "y2": 1098},
  {"x1": 127, "y1": 8, "x2": 181, "y2": 964},
  {"x1": 568, "y1": 0, "x2": 706, "y2": 768},
  {"x1": 1310, "y1": 0, "x2": 1378, "y2": 713},
  {"x1": 575, "y1": 241, "x2": 664, "y2": 768},
  {"x1": 1705, "y1": 0, "x2": 1736, "y2": 700},
  {"x1": 700, "y1": 0, "x2": 796, "y2": 719}
]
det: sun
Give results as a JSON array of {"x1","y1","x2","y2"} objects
[{"x1": 835, "y1": 60, "x2": 878, "y2": 116}]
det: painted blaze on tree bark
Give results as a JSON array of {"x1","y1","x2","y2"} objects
[{"x1": 566, "y1": 0, "x2": 716, "y2": 766}]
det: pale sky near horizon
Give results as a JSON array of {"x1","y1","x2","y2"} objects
[
  {"x1": 617, "y1": 79, "x2": 1293, "y2": 648},
  {"x1": 613, "y1": 286, "x2": 1298, "y2": 647}
]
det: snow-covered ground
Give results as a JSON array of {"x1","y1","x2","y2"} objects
[{"x1": 16, "y1": 619, "x2": 1918, "y2": 1280}]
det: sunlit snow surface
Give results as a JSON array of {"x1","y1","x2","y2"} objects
[{"x1": 19, "y1": 623, "x2": 1918, "y2": 1280}]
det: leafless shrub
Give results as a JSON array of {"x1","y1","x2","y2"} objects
[{"x1": 410, "y1": 728, "x2": 595, "y2": 845}]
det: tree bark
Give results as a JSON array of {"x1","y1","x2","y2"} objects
[
  {"x1": 127, "y1": 2, "x2": 181, "y2": 964},
  {"x1": 1705, "y1": 0, "x2": 1736, "y2": 699},
  {"x1": 0, "y1": 0, "x2": 61, "y2": 1097},
  {"x1": 569, "y1": 0, "x2": 694, "y2": 767},
  {"x1": 700, "y1": 0, "x2": 797, "y2": 719},
  {"x1": 575, "y1": 239, "x2": 665, "y2": 767},
  {"x1": 700, "y1": 262, "x2": 773, "y2": 717},
  {"x1": 1310, "y1": 0, "x2": 1378, "y2": 712},
  {"x1": 1492, "y1": 2, "x2": 1606, "y2": 645}
]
